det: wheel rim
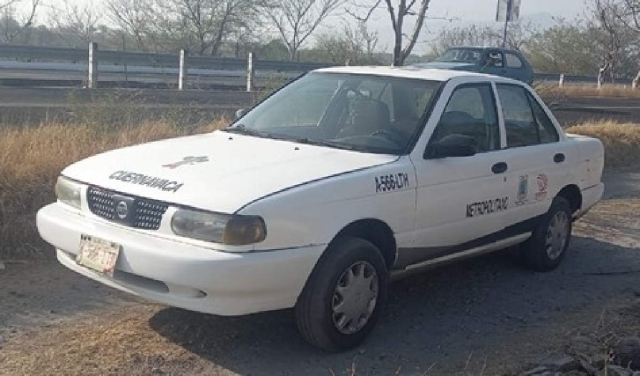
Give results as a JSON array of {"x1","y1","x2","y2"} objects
[
  {"x1": 545, "y1": 211, "x2": 570, "y2": 260},
  {"x1": 331, "y1": 261, "x2": 379, "y2": 335}
]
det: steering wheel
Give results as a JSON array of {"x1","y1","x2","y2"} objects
[{"x1": 370, "y1": 129, "x2": 408, "y2": 147}]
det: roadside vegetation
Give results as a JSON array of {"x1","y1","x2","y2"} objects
[
  {"x1": 567, "y1": 121, "x2": 640, "y2": 169},
  {"x1": 536, "y1": 83, "x2": 640, "y2": 99}
]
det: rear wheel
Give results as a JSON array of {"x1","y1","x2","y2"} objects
[
  {"x1": 295, "y1": 236, "x2": 388, "y2": 352},
  {"x1": 520, "y1": 196, "x2": 573, "y2": 272}
]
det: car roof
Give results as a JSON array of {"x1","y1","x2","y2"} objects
[
  {"x1": 313, "y1": 65, "x2": 513, "y2": 83},
  {"x1": 449, "y1": 46, "x2": 518, "y2": 53}
]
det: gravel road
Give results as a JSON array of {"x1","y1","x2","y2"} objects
[{"x1": 1, "y1": 171, "x2": 640, "y2": 375}]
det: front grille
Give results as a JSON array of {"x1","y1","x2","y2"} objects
[{"x1": 87, "y1": 187, "x2": 169, "y2": 230}]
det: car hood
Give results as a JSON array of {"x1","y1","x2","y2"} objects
[
  {"x1": 63, "y1": 131, "x2": 397, "y2": 213},
  {"x1": 418, "y1": 62, "x2": 478, "y2": 70}
]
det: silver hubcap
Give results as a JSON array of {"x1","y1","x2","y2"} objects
[
  {"x1": 332, "y1": 261, "x2": 379, "y2": 335},
  {"x1": 546, "y1": 211, "x2": 570, "y2": 260}
]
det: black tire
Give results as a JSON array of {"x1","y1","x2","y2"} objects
[
  {"x1": 520, "y1": 196, "x2": 573, "y2": 272},
  {"x1": 295, "y1": 236, "x2": 388, "y2": 352}
]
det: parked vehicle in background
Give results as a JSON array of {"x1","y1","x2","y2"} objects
[{"x1": 416, "y1": 47, "x2": 535, "y2": 84}]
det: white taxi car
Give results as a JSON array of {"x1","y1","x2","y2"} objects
[{"x1": 37, "y1": 67, "x2": 604, "y2": 352}]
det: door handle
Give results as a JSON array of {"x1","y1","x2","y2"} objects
[
  {"x1": 554, "y1": 153, "x2": 566, "y2": 163},
  {"x1": 492, "y1": 162, "x2": 508, "y2": 174}
]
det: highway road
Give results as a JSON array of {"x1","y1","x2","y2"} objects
[
  {"x1": 0, "y1": 87, "x2": 637, "y2": 126},
  {"x1": 548, "y1": 97, "x2": 640, "y2": 125}
]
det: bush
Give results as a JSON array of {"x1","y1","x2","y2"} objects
[{"x1": 566, "y1": 121, "x2": 640, "y2": 169}]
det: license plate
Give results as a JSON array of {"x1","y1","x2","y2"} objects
[{"x1": 77, "y1": 235, "x2": 121, "y2": 277}]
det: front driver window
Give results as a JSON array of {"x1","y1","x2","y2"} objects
[
  {"x1": 485, "y1": 51, "x2": 504, "y2": 68},
  {"x1": 430, "y1": 84, "x2": 500, "y2": 153}
]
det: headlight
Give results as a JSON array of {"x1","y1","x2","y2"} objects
[
  {"x1": 55, "y1": 177, "x2": 82, "y2": 209},
  {"x1": 171, "y1": 209, "x2": 266, "y2": 246}
]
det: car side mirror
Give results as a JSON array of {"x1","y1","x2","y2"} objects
[
  {"x1": 425, "y1": 134, "x2": 478, "y2": 159},
  {"x1": 235, "y1": 108, "x2": 247, "y2": 120}
]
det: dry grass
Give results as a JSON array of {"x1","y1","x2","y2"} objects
[
  {"x1": 536, "y1": 83, "x2": 640, "y2": 100},
  {"x1": 0, "y1": 119, "x2": 228, "y2": 260},
  {"x1": 566, "y1": 121, "x2": 640, "y2": 169},
  {"x1": 0, "y1": 305, "x2": 207, "y2": 376}
]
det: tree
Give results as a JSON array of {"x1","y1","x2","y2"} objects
[
  {"x1": 312, "y1": 22, "x2": 379, "y2": 65},
  {"x1": 352, "y1": 0, "x2": 432, "y2": 66},
  {"x1": 525, "y1": 21, "x2": 598, "y2": 75},
  {"x1": 591, "y1": 0, "x2": 625, "y2": 87},
  {"x1": 262, "y1": 0, "x2": 345, "y2": 61},
  {"x1": 599, "y1": 0, "x2": 640, "y2": 87},
  {"x1": 49, "y1": 0, "x2": 102, "y2": 47},
  {"x1": 0, "y1": 0, "x2": 40, "y2": 44},
  {"x1": 107, "y1": 0, "x2": 260, "y2": 55},
  {"x1": 107, "y1": 0, "x2": 155, "y2": 50},
  {"x1": 431, "y1": 22, "x2": 535, "y2": 56}
]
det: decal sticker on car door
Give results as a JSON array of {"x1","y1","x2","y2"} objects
[
  {"x1": 375, "y1": 173, "x2": 410, "y2": 193},
  {"x1": 516, "y1": 175, "x2": 529, "y2": 206},
  {"x1": 466, "y1": 197, "x2": 509, "y2": 218},
  {"x1": 536, "y1": 173, "x2": 549, "y2": 201}
]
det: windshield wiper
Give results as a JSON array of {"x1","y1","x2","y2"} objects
[
  {"x1": 224, "y1": 125, "x2": 273, "y2": 139},
  {"x1": 267, "y1": 135, "x2": 361, "y2": 152}
]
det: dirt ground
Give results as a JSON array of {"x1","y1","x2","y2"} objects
[{"x1": 1, "y1": 171, "x2": 640, "y2": 375}]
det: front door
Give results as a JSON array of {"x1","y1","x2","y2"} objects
[
  {"x1": 482, "y1": 50, "x2": 507, "y2": 78},
  {"x1": 401, "y1": 82, "x2": 511, "y2": 268}
]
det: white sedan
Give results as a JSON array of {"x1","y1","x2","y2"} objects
[{"x1": 38, "y1": 67, "x2": 604, "y2": 352}]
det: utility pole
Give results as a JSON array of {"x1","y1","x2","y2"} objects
[
  {"x1": 497, "y1": 0, "x2": 521, "y2": 48},
  {"x1": 502, "y1": 0, "x2": 512, "y2": 47}
]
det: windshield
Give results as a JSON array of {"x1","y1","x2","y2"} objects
[
  {"x1": 437, "y1": 48, "x2": 483, "y2": 64},
  {"x1": 226, "y1": 73, "x2": 440, "y2": 155}
]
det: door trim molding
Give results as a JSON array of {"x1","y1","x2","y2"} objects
[
  {"x1": 393, "y1": 215, "x2": 543, "y2": 271},
  {"x1": 391, "y1": 233, "x2": 531, "y2": 281}
]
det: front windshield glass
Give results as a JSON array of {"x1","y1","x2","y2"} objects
[
  {"x1": 226, "y1": 73, "x2": 440, "y2": 155},
  {"x1": 437, "y1": 48, "x2": 483, "y2": 64}
]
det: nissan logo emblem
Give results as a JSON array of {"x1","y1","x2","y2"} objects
[{"x1": 116, "y1": 201, "x2": 129, "y2": 219}]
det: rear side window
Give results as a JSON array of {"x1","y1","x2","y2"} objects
[
  {"x1": 528, "y1": 94, "x2": 560, "y2": 143},
  {"x1": 497, "y1": 85, "x2": 538, "y2": 148},
  {"x1": 497, "y1": 84, "x2": 560, "y2": 148},
  {"x1": 431, "y1": 84, "x2": 500, "y2": 153},
  {"x1": 506, "y1": 53, "x2": 524, "y2": 68}
]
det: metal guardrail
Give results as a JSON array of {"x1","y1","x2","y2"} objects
[
  {"x1": 0, "y1": 44, "x2": 331, "y2": 71},
  {"x1": 0, "y1": 44, "x2": 334, "y2": 90}
]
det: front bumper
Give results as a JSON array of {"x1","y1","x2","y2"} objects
[{"x1": 37, "y1": 203, "x2": 325, "y2": 316}]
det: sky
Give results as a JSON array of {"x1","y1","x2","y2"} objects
[{"x1": 427, "y1": 0, "x2": 586, "y2": 21}]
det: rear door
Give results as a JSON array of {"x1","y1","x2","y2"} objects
[
  {"x1": 494, "y1": 83, "x2": 575, "y2": 227},
  {"x1": 504, "y1": 52, "x2": 533, "y2": 84}
]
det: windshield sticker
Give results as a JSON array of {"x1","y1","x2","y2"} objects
[
  {"x1": 536, "y1": 173, "x2": 549, "y2": 201},
  {"x1": 516, "y1": 175, "x2": 529, "y2": 206},
  {"x1": 109, "y1": 171, "x2": 184, "y2": 193},
  {"x1": 375, "y1": 173, "x2": 410, "y2": 193},
  {"x1": 163, "y1": 156, "x2": 209, "y2": 169},
  {"x1": 467, "y1": 197, "x2": 508, "y2": 218}
]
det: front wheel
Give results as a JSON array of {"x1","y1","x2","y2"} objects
[
  {"x1": 520, "y1": 196, "x2": 573, "y2": 272},
  {"x1": 295, "y1": 236, "x2": 388, "y2": 352}
]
